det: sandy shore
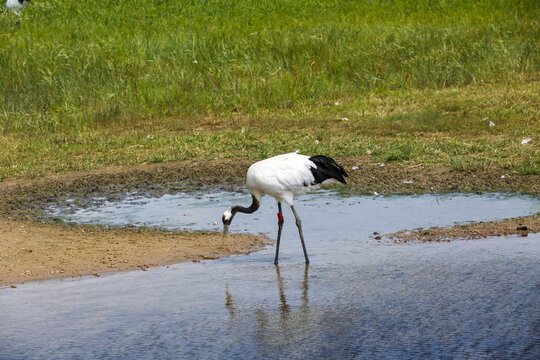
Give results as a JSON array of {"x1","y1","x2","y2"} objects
[
  {"x1": 0, "y1": 218, "x2": 269, "y2": 286},
  {"x1": 1, "y1": 157, "x2": 538, "y2": 286}
]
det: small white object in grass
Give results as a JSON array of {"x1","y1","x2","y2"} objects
[
  {"x1": 380, "y1": 163, "x2": 385, "y2": 167},
  {"x1": 334, "y1": 101, "x2": 340, "y2": 106},
  {"x1": 315, "y1": 139, "x2": 320, "y2": 144},
  {"x1": 241, "y1": 127, "x2": 245, "y2": 134},
  {"x1": 452, "y1": 89, "x2": 458, "y2": 92},
  {"x1": 193, "y1": 60, "x2": 198, "y2": 64},
  {"x1": 434, "y1": 150, "x2": 440, "y2": 155},
  {"x1": 521, "y1": 138, "x2": 532, "y2": 144},
  {"x1": 366, "y1": 149, "x2": 371, "y2": 154},
  {"x1": 271, "y1": 66, "x2": 282, "y2": 76},
  {"x1": 341, "y1": 117, "x2": 349, "y2": 121},
  {"x1": 402, "y1": 180, "x2": 414, "y2": 184},
  {"x1": 489, "y1": 121, "x2": 495, "y2": 127},
  {"x1": 351, "y1": 166, "x2": 359, "y2": 170},
  {"x1": 4, "y1": 0, "x2": 30, "y2": 19},
  {"x1": 501, "y1": 175, "x2": 505, "y2": 179},
  {"x1": 146, "y1": 135, "x2": 151, "y2": 140},
  {"x1": 373, "y1": 191, "x2": 378, "y2": 196}
]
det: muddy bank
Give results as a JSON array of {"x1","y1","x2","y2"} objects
[
  {"x1": 1, "y1": 157, "x2": 539, "y2": 218},
  {"x1": 386, "y1": 215, "x2": 539, "y2": 243},
  {"x1": 0, "y1": 218, "x2": 270, "y2": 286},
  {"x1": 1, "y1": 157, "x2": 539, "y2": 286}
]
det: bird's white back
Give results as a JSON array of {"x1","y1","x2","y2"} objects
[{"x1": 246, "y1": 152, "x2": 320, "y2": 205}]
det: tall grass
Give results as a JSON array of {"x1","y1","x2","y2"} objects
[
  {"x1": 1, "y1": 0, "x2": 538, "y2": 134},
  {"x1": 0, "y1": 0, "x2": 538, "y2": 179}
]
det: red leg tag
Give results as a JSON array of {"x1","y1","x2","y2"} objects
[{"x1": 277, "y1": 213, "x2": 284, "y2": 221}]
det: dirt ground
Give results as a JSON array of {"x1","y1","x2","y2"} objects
[
  {"x1": 0, "y1": 218, "x2": 269, "y2": 286},
  {"x1": 1, "y1": 157, "x2": 539, "y2": 286},
  {"x1": 386, "y1": 215, "x2": 539, "y2": 243}
]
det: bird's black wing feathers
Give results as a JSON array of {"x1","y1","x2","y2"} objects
[{"x1": 308, "y1": 155, "x2": 348, "y2": 185}]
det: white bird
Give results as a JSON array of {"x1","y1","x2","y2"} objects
[
  {"x1": 222, "y1": 152, "x2": 348, "y2": 265},
  {"x1": 4, "y1": 0, "x2": 30, "y2": 20}
]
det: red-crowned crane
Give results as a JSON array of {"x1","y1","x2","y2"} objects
[
  {"x1": 4, "y1": 0, "x2": 31, "y2": 20},
  {"x1": 222, "y1": 152, "x2": 348, "y2": 265}
]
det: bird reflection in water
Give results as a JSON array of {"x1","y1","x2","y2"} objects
[
  {"x1": 276, "y1": 265, "x2": 291, "y2": 319},
  {"x1": 225, "y1": 265, "x2": 310, "y2": 325},
  {"x1": 275, "y1": 265, "x2": 310, "y2": 322},
  {"x1": 225, "y1": 282, "x2": 237, "y2": 319},
  {"x1": 224, "y1": 266, "x2": 311, "y2": 354},
  {"x1": 261, "y1": 267, "x2": 311, "y2": 328}
]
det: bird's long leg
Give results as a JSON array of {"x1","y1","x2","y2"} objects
[
  {"x1": 274, "y1": 202, "x2": 284, "y2": 265},
  {"x1": 290, "y1": 205, "x2": 309, "y2": 265}
]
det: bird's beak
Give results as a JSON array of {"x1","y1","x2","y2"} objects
[{"x1": 222, "y1": 224, "x2": 229, "y2": 245}]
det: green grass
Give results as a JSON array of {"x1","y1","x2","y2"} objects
[{"x1": 0, "y1": 0, "x2": 538, "y2": 179}]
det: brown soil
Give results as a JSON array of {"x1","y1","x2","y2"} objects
[
  {"x1": 0, "y1": 218, "x2": 269, "y2": 286},
  {"x1": 1, "y1": 156, "x2": 539, "y2": 286},
  {"x1": 386, "y1": 215, "x2": 539, "y2": 243},
  {"x1": 2, "y1": 158, "x2": 539, "y2": 219}
]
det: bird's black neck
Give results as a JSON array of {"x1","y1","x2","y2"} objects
[{"x1": 232, "y1": 194, "x2": 260, "y2": 215}]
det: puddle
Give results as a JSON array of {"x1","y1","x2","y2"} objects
[
  {"x1": 1, "y1": 191, "x2": 539, "y2": 359},
  {"x1": 47, "y1": 190, "x2": 540, "y2": 236}
]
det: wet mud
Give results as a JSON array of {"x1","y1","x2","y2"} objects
[
  {"x1": 2, "y1": 157, "x2": 539, "y2": 218},
  {"x1": 1, "y1": 157, "x2": 539, "y2": 285},
  {"x1": 386, "y1": 214, "x2": 539, "y2": 243}
]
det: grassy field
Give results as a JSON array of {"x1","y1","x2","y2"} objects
[{"x1": 0, "y1": 0, "x2": 538, "y2": 180}]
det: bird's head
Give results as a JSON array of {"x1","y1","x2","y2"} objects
[{"x1": 221, "y1": 207, "x2": 235, "y2": 245}]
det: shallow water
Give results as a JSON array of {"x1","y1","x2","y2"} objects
[
  {"x1": 2, "y1": 191, "x2": 540, "y2": 359},
  {"x1": 48, "y1": 190, "x2": 540, "y2": 236}
]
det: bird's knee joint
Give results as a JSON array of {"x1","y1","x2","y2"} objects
[{"x1": 295, "y1": 219, "x2": 302, "y2": 227}]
